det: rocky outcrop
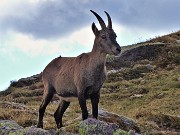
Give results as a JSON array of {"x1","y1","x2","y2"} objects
[
  {"x1": 79, "y1": 118, "x2": 119, "y2": 135},
  {"x1": 64, "y1": 109, "x2": 141, "y2": 134},
  {"x1": 79, "y1": 118, "x2": 140, "y2": 135},
  {"x1": 0, "y1": 119, "x2": 140, "y2": 135},
  {"x1": 25, "y1": 126, "x2": 56, "y2": 135},
  {"x1": 0, "y1": 120, "x2": 25, "y2": 135},
  {"x1": 1, "y1": 101, "x2": 34, "y2": 111},
  {"x1": 0, "y1": 120, "x2": 56, "y2": 135},
  {"x1": 98, "y1": 109, "x2": 140, "y2": 133},
  {"x1": 107, "y1": 43, "x2": 167, "y2": 69},
  {"x1": 0, "y1": 101, "x2": 54, "y2": 117},
  {"x1": 0, "y1": 109, "x2": 141, "y2": 135},
  {"x1": 0, "y1": 101, "x2": 38, "y2": 115},
  {"x1": 10, "y1": 73, "x2": 42, "y2": 88}
]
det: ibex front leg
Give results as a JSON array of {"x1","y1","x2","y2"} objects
[
  {"x1": 91, "y1": 93, "x2": 100, "y2": 119},
  {"x1": 78, "y1": 91, "x2": 88, "y2": 120}
]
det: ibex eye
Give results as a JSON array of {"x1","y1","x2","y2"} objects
[{"x1": 101, "y1": 35, "x2": 106, "y2": 39}]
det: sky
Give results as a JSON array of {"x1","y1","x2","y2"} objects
[{"x1": 0, "y1": 0, "x2": 180, "y2": 91}]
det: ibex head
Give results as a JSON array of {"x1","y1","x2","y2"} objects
[{"x1": 90, "y1": 10, "x2": 121, "y2": 56}]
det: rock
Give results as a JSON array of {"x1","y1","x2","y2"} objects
[
  {"x1": 65, "y1": 109, "x2": 140, "y2": 133},
  {"x1": 130, "y1": 94, "x2": 143, "y2": 99},
  {"x1": 79, "y1": 118, "x2": 121, "y2": 135},
  {"x1": 25, "y1": 126, "x2": 56, "y2": 135},
  {"x1": 107, "y1": 69, "x2": 120, "y2": 74},
  {"x1": 177, "y1": 77, "x2": 180, "y2": 81},
  {"x1": 79, "y1": 118, "x2": 141, "y2": 135},
  {"x1": 0, "y1": 101, "x2": 38, "y2": 115},
  {"x1": 146, "y1": 64, "x2": 154, "y2": 71},
  {"x1": 107, "y1": 44, "x2": 167, "y2": 68},
  {"x1": 10, "y1": 73, "x2": 42, "y2": 87},
  {"x1": 1, "y1": 101, "x2": 32, "y2": 110},
  {"x1": 0, "y1": 109, "x2": 141, "y2": 134},
  {"x1": 176, "y1": 40, "x2": 180, "y2": 44},
  {"x1": 98, "y1": 109, "x2": 141, "y2": 133},
  {"x1": 65, "y1": 109, "x2": 141, "y2": 133},
  {"x1": 0, "y1": 101, "x2": 55, "y2": 117},
  {"x1": 0, "y1": 120, "x2": 57, "y2": 135},
  {"x1": 0, "y1": 120, "x2": 25, "y2": 135}
]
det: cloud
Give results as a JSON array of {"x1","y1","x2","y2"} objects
[
  {"x1": 0, "y1": 0, "x2": 92, "y2": 39},
  {"x1": 0, "y1": 26, "x2": 94, "y2": 60},
  {"x1": 0, "y1": 0, "x2": 180, "y2": 39}
]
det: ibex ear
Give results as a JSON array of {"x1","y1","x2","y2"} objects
[{"x1": 92, "y1": 22, "x2": 99, "y2": 36}]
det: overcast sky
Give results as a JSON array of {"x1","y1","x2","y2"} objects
[{"x1": 0, "y1": 0, "x2": 180, "y2": 91}]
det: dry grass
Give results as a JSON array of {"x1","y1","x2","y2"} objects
[
  {"x1": 0, "y1": 65, "x2": 179, "y2": 133},
  {"x1": 0, "y1": 35, "x2": 180, "y2": 133}
]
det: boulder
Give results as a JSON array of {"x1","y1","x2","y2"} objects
[
  {"x1": 0, "y1": 120, "x2": 56, "y2": 135},
  {"x1": 79, "y1": 118, "x2": 120, "y2": 135},
  {"x1": 25, "y1": 126, "x2": 56, "y2": 135},
  {"x1": 98, "y1": 109, "x2": 141, "y2": 133},
  {"x1": 65, "y1": 109, "x2": 141, "y2": 134},
  {"x1": 79, "y1": 118, "x2": 140, "y2": 135},
  {"x1": 0, "y1": 120, "x2": 25, "y2": 135}
]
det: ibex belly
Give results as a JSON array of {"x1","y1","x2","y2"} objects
[
  {"x1": 56, "y1": 88, "x2": 78, "y2": 102},
  {"x1": 55, "y1": 74, "x2": 78, "y2": 102},
  {"x1": 59, "y1": 96, "x2": 78, "y2": 102}
]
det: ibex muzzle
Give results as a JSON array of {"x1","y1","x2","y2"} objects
[{"x1": 37, "y1": 10, "x2": 121, "y2": 129}]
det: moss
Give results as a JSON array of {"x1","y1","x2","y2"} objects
[
  {"x1": 113, "y1": 129, "x2": 129, "y2": 135},
  {"x1": 8, "y1": 131, "x2": 24, "y2": 135},
  {"x1": 78, "y1": 124, "x2": 88, "y2": 135}
]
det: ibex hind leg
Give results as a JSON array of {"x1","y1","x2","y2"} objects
[
  {"x1": 37, "y1": 86, "x2": 55, "y2": 128},
  {"x1": 54, "y1": 100, "x2": 70, "y2": 129}
]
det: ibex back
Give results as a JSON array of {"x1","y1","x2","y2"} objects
[{"x1": 37, "y1": 10, "x2": 121, "y2": 129}]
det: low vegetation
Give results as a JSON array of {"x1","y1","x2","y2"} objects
[{"x1": 0, "y1": 31, "x2": 180, "y2": 134}]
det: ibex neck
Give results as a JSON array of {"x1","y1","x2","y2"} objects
[{"x1": 90, "y1": 43, "x2": 107, "y2": 67}]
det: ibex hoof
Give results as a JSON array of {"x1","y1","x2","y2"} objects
[
  {"x1": 57, "y1": 124, "x2": 63, "y2": 129},
  {"x1": 37, "y1": 122, "x2": 43, "y2": 129}
]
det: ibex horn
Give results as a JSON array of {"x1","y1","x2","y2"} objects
[
  {"x1": 90, "y1": 10, "x2": 106, "y2": 30},
  {"x1": 104, "y1": 11, "x2": 112, "y2": 29}
]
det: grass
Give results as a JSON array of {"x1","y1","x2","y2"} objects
[
  {"x1": 0, "y1": 65, "x2": 179, "y2": 133},
  {"x1": 0, "y1": 36, "x2": 179, "y2": 133}
]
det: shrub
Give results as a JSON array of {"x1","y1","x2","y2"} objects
[
  {"x1": 0, "y1": 88, "x2": 12, "y2": 96},
  {"x1": 121, "y1": 68, "x2": 144, "y2": 80}
]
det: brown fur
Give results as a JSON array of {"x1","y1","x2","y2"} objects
[
  {"x1": 42, "y1": 50, "x2": 106, "y2": 99},
  {"x1": 37, "y1": 10, "x2": 121, "y2": 129}
]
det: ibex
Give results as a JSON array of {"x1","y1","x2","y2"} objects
[{"x1": 37, "y1": 10, "x2": 121, "y2": 129}]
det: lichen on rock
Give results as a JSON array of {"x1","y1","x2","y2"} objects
[
  {"x1": 0, "y1": 120, "x2": 25, "y2": 135},
  {"x1": 79, "y1": 118, "x2": 120, "y2": 135}
]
